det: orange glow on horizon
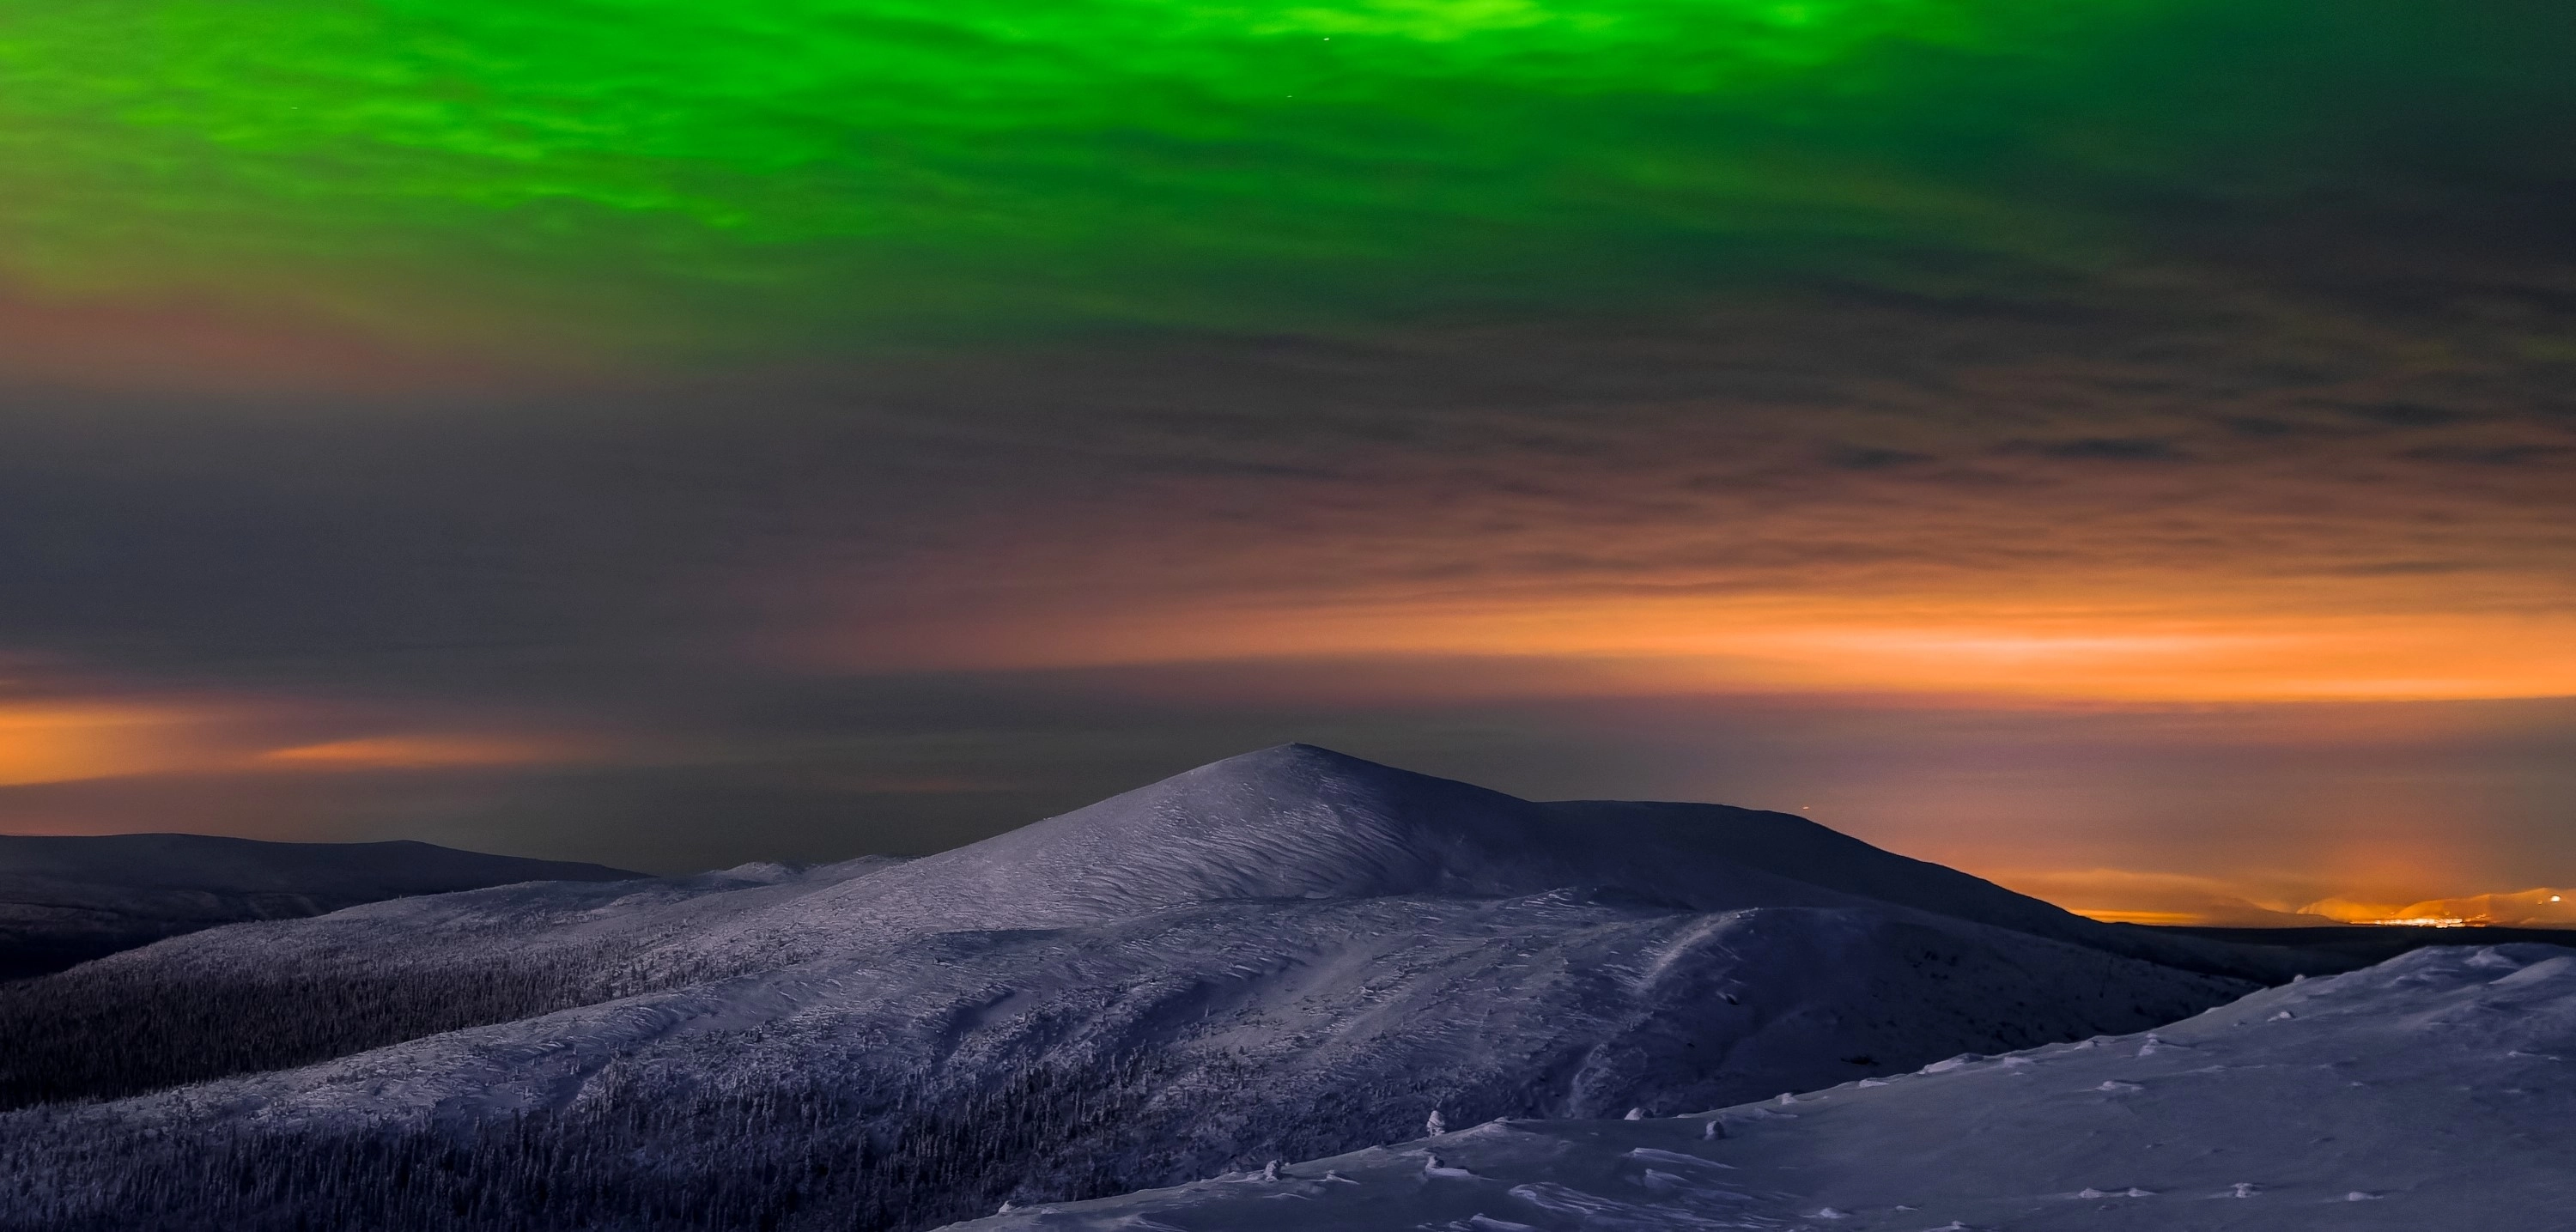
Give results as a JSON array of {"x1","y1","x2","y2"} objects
[
  {"x1": 2061, "y1": 908, "x2": 2225, "y2": 926},
  {"x1": 254, "y1": 734, "x2": 599, "y2": 770},
  {"x1": 0, "y1": 692, "x2": 607, "y2": 789},
  {"x1": 0, "y1": 700, "x2": 228, "y2": 786},
  {"x1": 845, "y1": 587, "x2": 2576, "y2": 705},
  {"x1": 1990, "y1": 868, "x2": 2576, "y2": 930},
  {"x1": 1989, "y1": 867, "x2": 2318, "y2": 928},
  {"x1": 2302, "y1": 889, "x2": 2576, "y2": 928}
]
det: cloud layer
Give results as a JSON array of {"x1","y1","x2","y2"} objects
[{"x1": 0, "y1": 0, "x2": 2570, "y2": 919}]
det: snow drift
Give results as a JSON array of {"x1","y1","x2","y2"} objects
[{"x1": 952, "y1": 942, "x2": 2576, "y2": 1231}]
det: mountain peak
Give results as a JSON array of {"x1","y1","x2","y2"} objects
[
  {"x1": 798, "y1": 743, "x2": 1896, "y2": 932},
  {"x1": 899, "y1": 743, "x2": 1551, "y2": 915},
  {"x1": 783, "y1": 745, "x2": 2270, "y2": 984},
  {"x1": 1181, "y1": 742, "x2": 1450, "y2": 793}
]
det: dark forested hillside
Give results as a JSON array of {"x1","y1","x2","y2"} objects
[
  {"x1": 0, "y1": 944, "x2": 732, "y2": 1109},
  {"x1": 0, "y1": 1049, "x2": 1497, "y2": 1232}
]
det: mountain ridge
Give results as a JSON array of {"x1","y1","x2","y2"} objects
[
  {"x1": 736, "y1": 743, "x2": 2300, "y2": 982},
  {"x1": 0, "y1": 832, "x2": 641, "y2": 980}
]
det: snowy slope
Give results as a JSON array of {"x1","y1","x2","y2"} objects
[
  {"x1": 0, "y1": 833, "x2": 640, "y2": 979},
  {"x1": 0, "y1": 855, "x2": 907, "y2": 1108},
  {"x1": 652, "y1": 746, "x2": 2287, "y2": 980},
  {"x1": 953, "y1": 942, "x2": 2576, "y2": 1232},
  {"x1": 0, "y1": 746, "x2": 2328, "y2": 1230}
]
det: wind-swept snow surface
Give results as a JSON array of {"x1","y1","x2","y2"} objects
[
  {"x1": 957, "y1": 943, "x2": 2576, "y2": 1232},
  {"x1": 0, "y1": 833, "x2": 641, "y2": 979},
  {"x1": 0, "y1": 746, "x2": 2324, "y2": 1230}
]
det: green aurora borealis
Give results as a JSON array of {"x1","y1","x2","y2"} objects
[
  {"x1": 5, "y1": 0, "x2": 2568, "y2": 350},
  {"x1": 3, "y1": 2, "x2": 2576, "y2": 917}
]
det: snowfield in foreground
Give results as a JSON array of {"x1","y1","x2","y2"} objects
[{"x1": 953, "y1": 943, "x2": 2576, "y2": 1232}]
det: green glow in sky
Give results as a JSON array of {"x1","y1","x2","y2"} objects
[{"x1": 0, "y1": 0, "x2": 2566, "y2": 351}]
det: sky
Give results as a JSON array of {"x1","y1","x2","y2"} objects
[{"x1": 2, "y1": 0, "x2": 2573, "y2": 924}]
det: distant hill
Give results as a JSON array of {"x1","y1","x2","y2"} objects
[
  {"x1": 2151, "y1": 923, "x2": 2576, "y2": 968},
  {"x1": 0, "y1": 833, "x2": 641, "y2": 979}
]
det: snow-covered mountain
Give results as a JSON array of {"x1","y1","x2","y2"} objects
[
  {"x1": 0, "y1": 833, "x2": 641, "y2": 979},
  {"x1": 0, "y1": 746, "x2": 2335, "y2": 1230},
  {"x1": 954, "y1": 942, "x2": 2576, "y2": 1231}
]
